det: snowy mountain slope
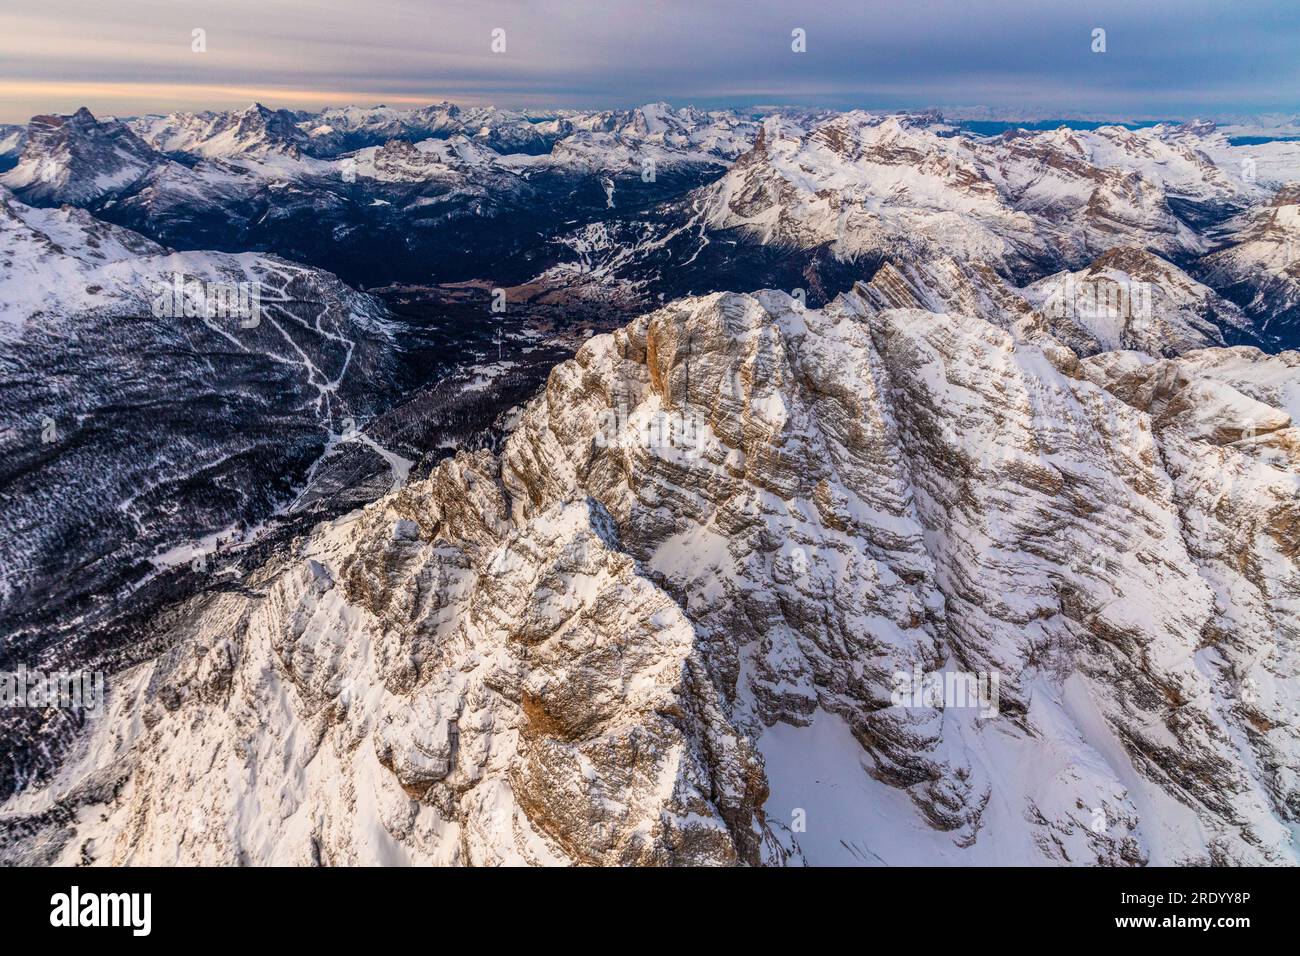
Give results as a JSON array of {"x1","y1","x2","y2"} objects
[
  {"x1": 2, "y1": 105, "x2": 754, "y2": 288},
  {"x1": 854, "y1": 256, "x2": 1038, "y2": 328},
  {"x1": 707, "y1": 114, "x2": 1205, "y2": 274},
  {"x1": 0, "y1": 108, "x2": 173, "y2": 204},
  {"x1": 853, "y1": 246, "x2": 1251, "y2": 357},
  {"x1": 129, "y1": 102, "x2": 754, "y2": 172},
  {"x1": 0, "y1": 187, "x2": 399, "y2": 661},
  {"x1": 1194, "y1": 186, "x2": 1300, "y2": 344},
  {"x1": 299, "y1": 102, "x2": 466, "y2": 153},
  {"x1": 1, "y1": 107, "x2": 545, "y2": 284},
  {"x1": 132, "y1": 103, "x2": 313, "y2": 161},
  {"x1": 518, "y1": 113, "x2": 1300, "y2": 351},
  {"x1": 6, "y1": 275, "x2": 1296, "y2": 867},
  {"x1": 3, "y1": 100, "x2": 1300, "y2": 868},
  {"x1": 0, "y1": 125, "x2": 24, "y2": 170},
  {"x1": 1176, "y1": 125, "x2": 1300, "y2": 197},
  {"x1": 333, "y1": 103, "x2": 755, "y2": 187},
  {"x1": 698, "y1": 113, "x2": 1300, "y2": 285},
  {"x1": 135, "y1": 101, "x2": 567, "y2": 162},
  {"x1": 0, "y1": 188, "x2": 165, "y2": 331},
  {"x1": 442, "y1": 105, "x2": 568, "y2": 157},
  {"x1": 560, "y1": 103, "x2": 760, "y2": 160},
  {"x1": 1012, "y1": 123, "x2": 1252, "y2": 208},
  {"x1": 703, "y1": 114, "x2": 1041, "y2": 269},
  {"x1": 13, "y1": 103, "x2": 1300, "y2": 338},
  {"x1": 1021, "y1": 247, "x2": 1253, "y2": 355}
]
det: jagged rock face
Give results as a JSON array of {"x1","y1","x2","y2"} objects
[
  {"x1": 1195, "y1": 187, "x2": 1300, "y2": 344},
  {"x1": 1079, "y1": 347, "x2": 1300, "y2": 839},
  {"x1": 701, "y1": 113, "x2": 1225, "y2": 276},
  {"x1": 0, "y1": 108, "x2": 166, "y2": 204},
  {"x1": 131, "y1": 103, "x2": 311, "y2": 160},
  {"x1": 1022, "y1": 247, "x2": 1252, "y2": 356},
  {"x1": 293, "y1": 103, "x2": 466, "y2": 155},
  {"x1": 3, "y1": 456, "x2": 786, "y2": 866},
  {"x1": 855, "y1": 256, "x2": 1038, "y2": 328},
  {"x1": 857, "y1": 247, "x2": 1254, "y2": 358},
  {"x1": 6, "y1": 279, "x2": 1297, "y2": 866}
]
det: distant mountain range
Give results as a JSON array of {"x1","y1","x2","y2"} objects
[{"x1": 2, "y1": 101, "x2": 1298, "y2": 866}]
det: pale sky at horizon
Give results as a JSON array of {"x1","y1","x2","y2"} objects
[{"x1": 0, "y1": 0, "x2": 1297, "y2": 124}]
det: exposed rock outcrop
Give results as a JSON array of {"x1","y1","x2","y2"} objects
[{"x1": 4, "y1": 281, "x2": 1297, "y2": 866}]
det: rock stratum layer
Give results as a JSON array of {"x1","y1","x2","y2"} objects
[{"x1": 4, "y1": 281, "x2": 1298, "y2": 866}]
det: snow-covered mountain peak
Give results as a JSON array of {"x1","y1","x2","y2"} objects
[
  {"x1": 132, "y1": 102, "x2": 309, "y2": 162},
  {"x1": 7, "y1": 271, "x2": 1297, "y2": 866},
  {"x1": 699, "y1": 110, "x2": 1297, "y2": 278},
  {"x1": 4, "y1": 95, "x2": 1300, "y2": 869},
  {"x1": 1, "y1": 108, "x2": 164, "y2": 204}
]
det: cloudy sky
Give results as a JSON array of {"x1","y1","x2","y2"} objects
[{"x1": 1, "y1": 0, "x2": 1296, "y2": 122}]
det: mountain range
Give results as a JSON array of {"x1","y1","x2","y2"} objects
[{"x1": 1, "y1": 101, "x2": 1298, "y2": 866}]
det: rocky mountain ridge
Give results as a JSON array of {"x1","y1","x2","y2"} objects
[
  {"x1": 5, "y1": 275, "x2": 1296, "y2": 866},
  {"x1": 2, "y1": 100, "x2": 1299, "y2": 868}
]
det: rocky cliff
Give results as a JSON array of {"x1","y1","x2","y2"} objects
[{"x1": 5, "y1": 278, "x2": 1296, "y2": 866}]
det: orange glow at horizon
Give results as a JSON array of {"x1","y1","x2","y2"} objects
[{"x1": 0, "y1": 81, "x2": 504, "y2": 121}]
